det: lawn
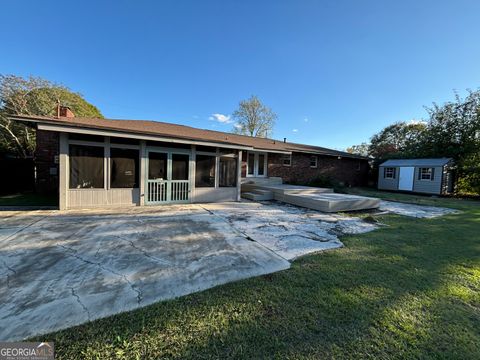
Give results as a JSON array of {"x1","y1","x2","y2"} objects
[
  {"x1": 0, "y1": 192, "x2": 58, "y2": 206},
  {"x1": 34, "y1": 189, "x2": 480, "y2": 359}
]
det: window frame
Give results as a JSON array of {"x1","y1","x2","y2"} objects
[
  {"x1": 282, "y1": 154, "x2": 292, "y2": 167},
  {"x1": 309, "y1": 155, "x2": 318, "y2": 168},
  {"x1": 109, "y1": 147, "x2": 140, "y2": 189},
  {"x1": 68, "y1": 143, "x2": 106, "y2": 189},
  {"x1": 384, "y1": 167, "x2": 396, "y2": 179},
  {"x1": 418, "y1": 167, "x2": 435, "y2": 181}
]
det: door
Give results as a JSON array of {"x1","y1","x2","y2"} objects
[
  {"x1": 146, "y1": 150, "x2": 190, "y2": 204},
  {"x1": 246, "y1": 152, "x2": 267, "y2": 177},
  {"x1": 398, "y1": 167, "x2": 414, "y2": 191}
]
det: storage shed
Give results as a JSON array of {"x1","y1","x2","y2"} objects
[{"x1": 378, "y1": 158, "x2": 454, "y2": 195}]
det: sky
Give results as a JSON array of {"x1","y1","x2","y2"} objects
[{"x1": 1, "y1": 0, "x2": 480, "y2": 150}]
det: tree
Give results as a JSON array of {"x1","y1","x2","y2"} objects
[
  {"x1": 232, "y1": 95, "x2": 276, "y2": 137},
  {"x1": 0, "y1": 74, "x2": 103, "y2": 158},
  {"x1": 346, "y1": 143, "x2": 370, "y2": 157},
  {"x1": 369, "y1": 121, "x2": 426, "y2": 159}
]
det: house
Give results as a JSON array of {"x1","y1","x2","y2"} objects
[
  {"x1": 9, "y1": 108, "x2": 369, "y2": 210},
  {"x1": 378, "y1": 158, "x2": 455, "y2": 195}
]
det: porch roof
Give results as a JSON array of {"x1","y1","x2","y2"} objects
[{"x1": 9, "y1": 114, "x2": 367, "y2": 159}]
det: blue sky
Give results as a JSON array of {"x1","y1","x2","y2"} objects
[{"x1": 2, "y1": 0, "x2": 480, "y2": 150}]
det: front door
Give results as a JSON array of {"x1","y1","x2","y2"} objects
[
  {"x1": 398, "y1": 167, "x2": 414, "y2": 191},
  {"x1": 246, "y1": 152, "x2": 267, "y2": 177},
  {"x1": 146, "y1": 150, "x2": 190, "y2": 204}
]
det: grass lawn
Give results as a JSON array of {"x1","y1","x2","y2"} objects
[
  {"x1": 0, "y1": 192, "x2": 58, "y2": 207},
  {"x1": 34, "y1": 189, "x2": 480, "y2": 359}
]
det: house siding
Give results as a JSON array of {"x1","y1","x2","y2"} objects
[
  {"x1": 267, "y1": 152, "x2": 369, "y2": 186},
  {"x1": 412, "y1": 166, "x2": 443, "y2": 194},
  {"x1": 35, "y1": 130, "x2": 59, "y2": 194},
  {"x1": 378, "y1": 166, "x2": 399, "y2": 190}
]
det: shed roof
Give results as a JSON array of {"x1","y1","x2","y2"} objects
[
  {"x1": 9, "y1": 114, "x2": 367, "y2": 159},
  {"x1": 380, "y1": 158, "x2": 453, "y2": 167}
]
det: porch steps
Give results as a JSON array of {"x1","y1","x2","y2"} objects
[{"x1": 241, "y1": 189, "x2": 274, "y2": 201}]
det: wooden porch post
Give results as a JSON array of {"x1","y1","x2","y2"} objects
[{"x1": 59, "y1": 133, "x2": 68, "y2": 210}]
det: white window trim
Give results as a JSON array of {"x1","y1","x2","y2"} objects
[
  {"x1": 282, "y1": 154, "x2": 292, "y2": 167},
  {"x1": 309, "y1": 155, "x2": 317, "y2": 168},
  {"x1": 419, "y1": 167, "x2": 434, "y2": 181},
  {"x1": 246, "y1": 151, "x2": 268, "y2": 177},
  {"x1": 384, "y1": 167, "x2": 395, "y2": 179}
]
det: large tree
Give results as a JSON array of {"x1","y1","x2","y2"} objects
[
  {"x1": 232, "y1": 95, "x2": 276, "y2": 138},
  {"x1": 368, "y1": 121, "x2": 427, "y2": 159},
  {"x1": 0, "y1": 74, "x2": 103, "y2": 158}
]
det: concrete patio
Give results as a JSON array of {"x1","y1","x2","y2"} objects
[{"x1": 0, "y1": 200, "x2": 457, "y2": 341}]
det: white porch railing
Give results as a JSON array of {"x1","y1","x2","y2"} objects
[{"x1": 146, "y1": 179, "x2": 190, "y2": 204}]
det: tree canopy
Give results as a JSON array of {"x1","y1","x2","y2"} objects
[
  {"x1": 232, "y1": 95, "x2": 276, "y2": 138},
  {"x1": 0, "y1": 74, "x2": 103, "y2": 157},
  {"x1": 349, "y1": 90, "x2": 480, "y2": 194}
]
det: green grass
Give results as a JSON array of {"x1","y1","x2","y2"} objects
[
  {"x1": 0, "y1": 192, "x2": 58, "y2": 206},
  {"x1": 34, "y1": 189, "x2": 480, "y2": 359}
]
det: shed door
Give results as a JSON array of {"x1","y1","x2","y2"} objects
[{"x1": 398, "y1": 167, "x2": 414, "y2": 191}]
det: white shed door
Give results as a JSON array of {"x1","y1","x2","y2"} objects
[{"x1": 398, "y1": 167, "x2": 415, "y2": 191}]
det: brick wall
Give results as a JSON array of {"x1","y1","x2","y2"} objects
[
  {"x1": 35, "y1": 130, "x2": 59, "y2": 194},
  {"x1": 246, "y1": 152, "x2": 368, "y2": 186},
  {"x1": 268, "y1": 152, "x2": 369, "y2": 186}
]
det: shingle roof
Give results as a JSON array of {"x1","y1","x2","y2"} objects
[
  {"x1": 380, "y1": 158, "x2": 453, "y2": 167},
  {"x1": 9, "y1": 114, "x2": 367, "y2": 159}
]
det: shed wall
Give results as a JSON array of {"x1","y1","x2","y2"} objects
[
  {"x1": 412, "y1": 166, "x2": 443, "y2": 194},
  {"x1": 378, "y1": 166, "x2": 399, "y2": 190}
]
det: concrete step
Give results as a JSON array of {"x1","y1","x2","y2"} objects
[{"x1": 241, "y1": 192, "x2": 274, "y2": 201}]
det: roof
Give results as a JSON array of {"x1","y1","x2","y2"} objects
[
  {"x1": 380, "y1": 158, "x2": 453, "y2": 167},
  {"x1": 8, "y1": 114, "x2": 367, "y2": 159}
]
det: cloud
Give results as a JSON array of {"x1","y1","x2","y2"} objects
[
  {"x1": 209, "y1": 113, "x2": 232, "y2": 124},
  {"x1": 292, "y1": 129, "x2": 299, "y2": 133},
  {"x1": 304, "y1": 118, "x2": 309, "y2": 122},
  {"x1": 233, "y1": 123, "x2": 242, "y2": 129}
]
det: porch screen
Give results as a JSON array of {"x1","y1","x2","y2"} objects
[
  {"x1": 110, "y1": 148, "x2": 139, "y2": 188},
  {"x1": 69, "y1": 144, "x2": 104, "y2": 189},
  {"x1": 219, "y1": 157, "x2": 237, "y2": 187},
  {"x1": 172, "y1": 154, "x2": 189, "y2": 180},
  {"x1": 195, "y1": 155, "x2": 216, "y2": 187}
]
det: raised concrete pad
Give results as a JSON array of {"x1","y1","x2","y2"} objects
[
  {"x1": 241, "y1": 182, "x2": 380, "y2": 212},
  {"x1": 280, "y1": 193, "x2": 381, "y2": 212}
]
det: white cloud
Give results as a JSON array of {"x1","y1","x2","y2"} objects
[
  {"x1": 233, "y1": 123, "x2": 242, "y2": 129},
  {"x1": 292, "y1": 129, "x2": 299, "y2": 133},
  {"x1": 209, "y1": 113, "x2": 232, "y2": 124}
]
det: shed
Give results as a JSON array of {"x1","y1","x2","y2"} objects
[{"x1": 378, "y1": 158, "x2": 454, "y2": 195}]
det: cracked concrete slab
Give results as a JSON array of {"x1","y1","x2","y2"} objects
[
  {"x1": 0, "y1": 206, "x2": 289, "y2": 341},
  {"x1": 0, "y1": 199, "x2": 455, "y2": 341},
  {"x1": 378, "y1": 201, "x2": 459, "y2": 218}
]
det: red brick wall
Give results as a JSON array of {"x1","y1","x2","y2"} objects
[
  {"x1": 241, "y1": 151, "x2": 369, "y2": 186},
  {"x1": 267, "y1": 153, "x2": 369, "y2": 186},
  {"x1": 35, "y1": 130, "x2": 59, "y2": 194}
]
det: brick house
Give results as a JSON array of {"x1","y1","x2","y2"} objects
[{"x1": 10, "y1": 110, "x2": 369, "y2": 210}]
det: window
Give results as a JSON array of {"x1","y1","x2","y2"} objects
[
  {"x1": 110, "y1": 148, "x2": 139, "y2": 188},
  {"x1": 282, "y1": 154, "x2": 292, "y2": 166},
  {"x1": 69, "y1": 144, "x2": 104, "y2": 189},
  {"x1": 247, "y1": 153, "x2": 255, "y2": 175},
  {"x1": 384, "y1": 167, "x2": 396, "y2": 179},
  {"x1": 172, "y1": 154, "x2": 189, "y2": 180},
  {"x1": 258, "y1": 154, "x2": 265, "y2": 175},
  {"x1": 148, "y1": 152, "x2": 168, "y2": 180},
  {"x1": 310, "y1": 155, "x2": 317, "y2": 168},
  {"x1": 195, "y1": 155, "x2": 216, "y2": 187},
  {"x1": 219, "y1": 157, "x2": 237, "y2": 187},
  {"x1": 419, "y1": 167, "x2": 435, "y2": 181}
]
